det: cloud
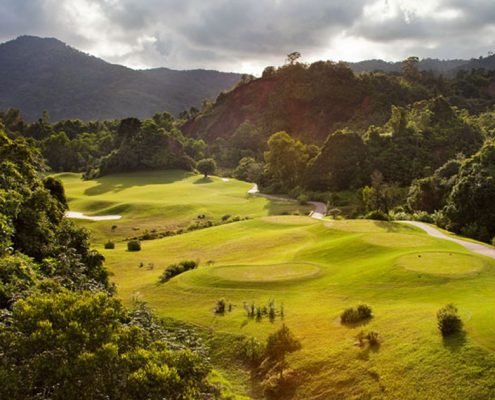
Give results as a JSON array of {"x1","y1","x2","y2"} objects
[{"x1": 0, "y1": 0, "x2": 494, "y2": 73}]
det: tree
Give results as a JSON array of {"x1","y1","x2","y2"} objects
[
  {"x1": 305, "y1": 130, "x2": 368, "y2": 191},
  {"x1": 196, "y1": 158, "x2": 217, "y2": 178},
  {"x1": 0, "y1": 289, "x2": 210, "y2": 399},
  {"x1": 401, "y1": 56, "x2": 420, "y2": 82},
  {"x1": 265, "y1": 324, "x2": 301, "y2": 362},
  {"x1": 286, "y1": 52, "x2": 301, "y2": 65},
  {"x1": 234, "y1": 157, "x2": 263, "y2": 183},
  {"x1": 444, "y1": 141, "x2": 495, "y2": 242},
  {"x1": 264, "y1": 132, "x2": 312, "y2": 192}
]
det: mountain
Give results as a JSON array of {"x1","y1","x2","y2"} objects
[
  {"x1": 0, "y1": 36, "x2": 242, "y2": 121},
  {"x1": 182, "y1": 58, "x2": 495, "y2": 145},
  {"x1": 348, "y1": 58, "x2": 469, "y2": 75},
  {"x1": 181, "y1": 61, "x2": 432, "y2": 144}
]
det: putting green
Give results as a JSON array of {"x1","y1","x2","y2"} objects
[
  {"x1": 209, "y1": 263, "x2": 321, "y2": 283},
  {"x1": 397, "y1": 251, "x2": 486, "y2": 276}
]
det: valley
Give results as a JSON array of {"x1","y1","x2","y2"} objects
[{"x1": 61, "y1": 170, "x2": 495, "y2": 400}]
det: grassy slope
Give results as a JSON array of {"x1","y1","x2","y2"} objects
[
  {"x1": 100, "y1": 217, "x2": 495, "y2": 400},
  {"x1": 60, "y1": 171, "x2": 495, "y2": 399},
  {"x1": 56, "y1": 170, "x2": 310, "y2": 244}
]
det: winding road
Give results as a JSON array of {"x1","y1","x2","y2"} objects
[{"x1": 401, "y1": 221, "x2": 495, "y2": 259}]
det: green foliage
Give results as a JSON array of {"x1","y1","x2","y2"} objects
[
  {"x1": 104, "y1": 240, "x2": 115, "y2": 249},
  {"x1": 305, "y1": 130, "x2": 368, "y2": 191},
  {"x1": 214, "y1": 298, "x2": 226, "y2": 314},
  {"x1": 233, "y1": 156, "x2": 263, "y2": 182},
  {"x1": 0, "y1": 289, "x2": 210, "y2": 399},
  {"x1": 98, "y1": 119, "x2": 195, "y2": 177},
  {"x1": 364, "y1": 210, "x2": 390, "y2": 221},
  {"x1": 443, "y1": 141, "x2": 495, "y2": 242},
  {"x1": 263, "y1": 132, "x2": 315, "y2": 192},
  {"x1": 264, "y1": 324, "x2": 302, "y2": 362},
  {"x1": 196, "y1": 158, "x2": 217, "y2": 178},
  {"x1": 158, "y1": 260, "x2": 198, "y2": 284},
  {"x1": 340, "y1": 304, "x2": 373, "y2": 324},
  {"x1": 127, "y1": 240, "x2": 141, "y2": 252},
  {"x1": 437, "y1": 304, "x2": 463, "y2": 337},
  {"x1": 0, "y1": 254, "x2": 37, "y2": 309}
]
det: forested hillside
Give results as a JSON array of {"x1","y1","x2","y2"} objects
[
  {"x1": 182, "y1": 59, "x2": 495, "y2": 144},
  {"x1": 0, "y1": 36, "x2": 241, "y2": 121},
  {"x1": 2, "y1": 56, "x2": 495, "y2": 244}
]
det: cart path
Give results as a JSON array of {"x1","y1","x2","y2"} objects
[{"x1": 401, "y1": 220, "x2": 495, "y2": 259}]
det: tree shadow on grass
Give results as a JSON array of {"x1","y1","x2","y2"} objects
[
  {"x1": 442, "y1": 330, "x2": 467, "y2": 352},
  {"x1": 340, "y1": 317, "x2": 373, "y2": 329},
  {"x1": 84, "y1": 169, "x2": 193, "y2": 196},
  {"x1": 193, "y1": 177, "x2": 213, "y2": 184}
]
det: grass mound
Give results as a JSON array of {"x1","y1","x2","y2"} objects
[
  {"x1": 397, "y1": 252, "x2": 486, "y2": 276},
  {"x1": 209, "y1": 263, "x2": 321, "y2": 283}
]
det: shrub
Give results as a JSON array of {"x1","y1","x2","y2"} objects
[
  {"x1": 104, "y1": 241, "x2": 115, "y2": 249},
  {"x1": 437, "y1": 304, "x2": 462, "y2": 336},
  {"x1": 492, "y1": 236, "x2": 495, "y2": 246},
  {"x1": 222, "y1": 214, "x2": 231, "y2": 221},
  {"x1": 297, "y1": 194, "x2": 309, "y2": 205},
  {"x1": 364, "y1": 210, "x2": 390, "y2": 221},
  {"x1": 158, "y1": 260, "x2": 199, "y2": 284},
  {"x1": 240, "y1": 337, "x2": 264, "y2": 366},
  {"x1": 127, "y1": 240, "x2": 141, "y2": 252},
  {"x1": 265, "y1": 324, "x2": 301, "y2": 361},
  {"x1": 340, "y1": 304, "x2": 373, "y2": 324},
  {"x1": 214, "y1": 299, "x2": 226, "y2": 314},
  {"x1": 366, "y1": 331, "x2": 379, "y2": 346}
]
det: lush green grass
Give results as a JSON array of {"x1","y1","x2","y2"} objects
[
  {"x1": 96, "y1": 217, "x2": 495, "y2": 399},
  {"x1": 55, "y1": 170, "x2": 310, "y2": 244},
  {"x1": 60, "y1": 172, "x2": 495, "y2": 399}
]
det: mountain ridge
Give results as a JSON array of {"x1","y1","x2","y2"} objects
[{"x1": 0, "y1": 35, "x2": 242, "y2": 121}]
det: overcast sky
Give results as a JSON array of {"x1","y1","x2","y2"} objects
[{"x1": 1, "y1": 0, "x2": 494, "y2": 74}]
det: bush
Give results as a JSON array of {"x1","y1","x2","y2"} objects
[
  {"x1": 297, "y1": 194, "x2": 309, "y2": 205},
  {"x1": 239, "y1": 337, "x2": 264, "y2": 366},
  {"x1": 127, "y1": 240, "x2": 141, "y2": 252},
  {"x1": 158, "y1": 260, "x2": 199, "y2": 284},
  {"x1": 104, "y1": 241, "x2": 115, "y2": 249},
  {"x1": 340, "y1": 304, "x2": 373, "y2": 324},
  {"x1": 437, "y1": 304, "x2": 462, "y2": 336},
  {"x1": 222, "y1": 214, "x2": 231, "y2": 221},
  {"x1": 492, "y1": 236, "x2": 495, "y2": 246},
  {"x1": 214, "y1": 299, "x2": 226, "y2": 314},
  {"x1": 364, "y1": 210, "x2": 390, "y2": 221}
]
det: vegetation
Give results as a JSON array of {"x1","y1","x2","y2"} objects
[
  {"x1": 340, "y1": 304, "x2": 373, "y2": 324},
  {"x1": 127, "y1": 239, "x2": 141, "y2": 252},
  {"x1": 158, "y1": 260, "x2": 199, "y2": 284},
  {"x1": 437, "y1": 304, "x2": 463, "y2": 337},
  {"x1": 197, "y1": 158, "x2": 217, "y2": 178},
  {"x1": 0, "y1": 129, "x2": 213, "y2": 399}
]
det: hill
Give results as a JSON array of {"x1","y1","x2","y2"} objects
[
  {"x1": 0, "y1": 36, "x2": 242, "y2": 121},
  {"x1": 181, "y1": 61, "x2": 432, "y2": 144},
  {"x1": 349, "y1": 57, "x2": 469, "y2": 74}
]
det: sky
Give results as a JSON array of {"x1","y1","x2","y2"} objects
[{"x1": 1, "y1": 0, "x2": 494, "y2": 74}]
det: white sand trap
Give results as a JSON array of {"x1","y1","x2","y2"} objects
[
  {"x1": 222, "y1": 178, "x2": 230, "y2": 181},
  {"x1": 65, "y1": 211, "x2": 122, "y2": 221}
]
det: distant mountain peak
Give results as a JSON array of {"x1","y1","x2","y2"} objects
[{"x1": 0, "y1": 36, "x2": 242, "y2": 121}]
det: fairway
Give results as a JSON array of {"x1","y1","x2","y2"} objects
[
  {"x1": 55, "y1": 170, "x2": 310, "y2": 243},
  {"x1": 60, "y1": 173, "x2": 495, "y2": 400},
  {"x1": 98, "y1": 216, "x2": 495, "y2": 400}
]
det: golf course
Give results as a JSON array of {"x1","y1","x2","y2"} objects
[{"x1": 59, "y1": 170, "x2": 495, "y2": 400}]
